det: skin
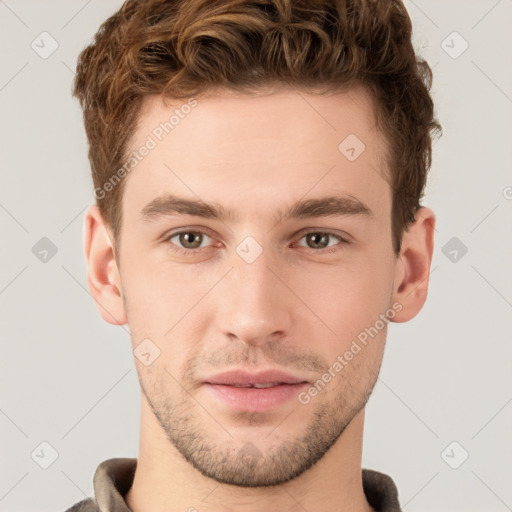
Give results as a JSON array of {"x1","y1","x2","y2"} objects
[{"x1": 83, "y1": 84, "x2": 435, "y2": 512}]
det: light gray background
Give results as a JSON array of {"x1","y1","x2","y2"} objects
[{"x1": 1, "y1": 1, "x2": 511, "y2": 511}]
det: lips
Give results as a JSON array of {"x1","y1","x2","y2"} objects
[
  {"x1": 230, "y1": 382, "x2": 284, "y2": 389},
  {"x1": 202, "y1": 370, "x2": 309, "y2": 412},
  {"x1": 204, "y1": 369, "x2": 308, "y2": 387}
]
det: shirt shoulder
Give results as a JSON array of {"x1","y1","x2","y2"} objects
[
  {"x1": 64, "y1": 497, "x2": 99, "y2": 512},
  {"x1": 362, "y1": 468, "x2": 403, "y2": 512},
  {"x1": 63, "y1": 458, "x2": 137, "y2": 512}
]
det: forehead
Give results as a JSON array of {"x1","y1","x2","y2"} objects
[{"x1": 122, "y1": 86, "x2": 391, "y2": 227}]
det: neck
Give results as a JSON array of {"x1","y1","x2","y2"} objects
[{"x1": 126, "y1": 394, "x2": 374, "y2": 512}]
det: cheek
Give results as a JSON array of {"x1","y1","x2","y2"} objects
[
  {"x1": 289, "y1": 253, "x2": 394, "y2": 345},
  {"x1": 120, "y1": 251, "x2": 222, "y2": 342},
  {"x1": 118, "y1": 252, "x2": 176, "y2": 337}
]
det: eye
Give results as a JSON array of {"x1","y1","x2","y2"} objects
[
  {"x1": 293, "y1": 231, "x2": 349, "y2": 253},
  {"x1": 163, "y1": 229, "x2": 350, "y2": 256},
  {"x1": 166, "y1": 230, "x2": 214, "y2": 253}
]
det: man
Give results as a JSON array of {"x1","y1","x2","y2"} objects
[{"x1": 67, "y1": 0, "x2": 441, "y2": 510}]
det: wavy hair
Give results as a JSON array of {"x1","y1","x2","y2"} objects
[{"x1": 73, "y1": 0, "x2": 442, "y2": 254}]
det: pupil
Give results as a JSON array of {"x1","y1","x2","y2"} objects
[
  {"x1": 181, "y1": 232, "x2": 201, "y2": 248},
  {"x1": 308, "y1": 233, "x2": 327, "y2": 249}
]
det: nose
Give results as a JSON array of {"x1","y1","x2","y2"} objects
[{"x1": 216, "y1": 244, "x2": 293, "y2": 347}]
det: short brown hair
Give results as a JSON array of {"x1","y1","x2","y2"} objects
[{"x1": 73, "y1": 0, "x2": 441, "y2": 255}]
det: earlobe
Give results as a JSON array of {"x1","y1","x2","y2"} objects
[
  {"x1": 390, "y1": 207, "x2": 436, "y2": 323},
  {"x1": 83, "y1": 205, "x2": 127, "y2": 326}
]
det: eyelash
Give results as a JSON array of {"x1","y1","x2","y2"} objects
[{"x1": 164, "y1": 229, "x2": 350, "y2": 255}]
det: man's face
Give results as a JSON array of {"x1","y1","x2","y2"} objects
[{"x1": 115, "y1": 86, "x2": 398, "y2": 486}]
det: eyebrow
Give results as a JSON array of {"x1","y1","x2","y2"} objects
[{"x1": 140, "y1": 193, "x2": 374, "y2": 225}]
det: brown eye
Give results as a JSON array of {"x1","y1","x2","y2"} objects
[
  {"x1": 305, "y1": 232, "x2": 330, "y2": 249},
  {"x1": 167, "y1": 231, "x2": 213, "y2": 252},
  {"x1": 294, "y1": 231, "x2": 349, "y2": 253},
  {"x1": 178, "y1": 232, "x2": 203, "y2": 249}
]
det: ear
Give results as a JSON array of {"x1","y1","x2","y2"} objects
[
  {"x1": 82, "y1": 205, "x2": 127, "y2": 325},
  {"x1": 390, "y1": 206, "x2": 436, "y2": 323}
]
